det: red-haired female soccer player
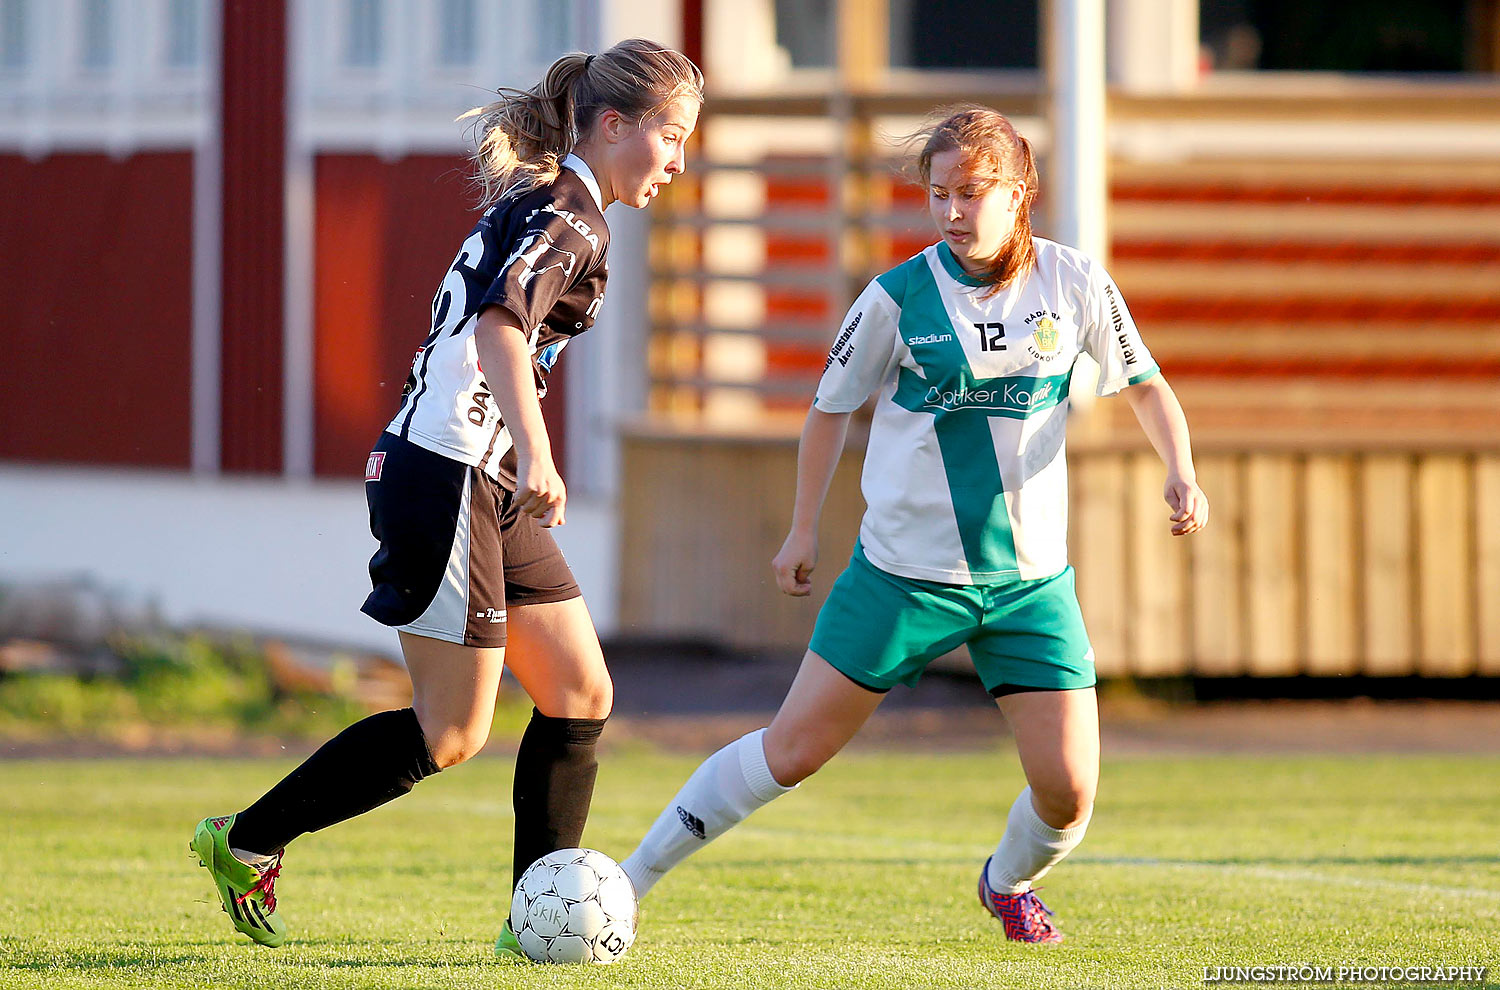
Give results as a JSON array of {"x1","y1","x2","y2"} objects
[
  {"x1": 192, "y1": 40, "x2": 702, "y2": 953},
  {"x1": 619, "y1": 106, "x2": 1208, "y2": 943}
]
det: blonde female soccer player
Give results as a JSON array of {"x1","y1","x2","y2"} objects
[
  {"x1": 619, "y1": 106, "x2": 1208, "y2": 943},
  {"x1": 191, "y1": 40, "x2": 702, "y2": 952}
]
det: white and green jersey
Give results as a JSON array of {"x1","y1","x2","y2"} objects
[{"x1": 814, "y1": 237, "x2": 1159, "y2": 585}]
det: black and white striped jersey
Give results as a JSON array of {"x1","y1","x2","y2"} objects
[{"x1": 385, "y1": 154, "x2": 610, "y2": 487}]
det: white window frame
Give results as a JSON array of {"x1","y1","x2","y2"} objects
[
  {"x1": 0, "y1": 0, "x2": 209, "y2": 154},
  {"x1": 295, "y1": 0, "x2": 598, "y2": 154},
  {"x1": 76, "y1": 0, "x2": 114, "y2": 73},
  {"x1": 0, "y1": 0, "x2": 31, "y2": 72},
  {"x1": 428, "y1": 0, "x2": 478, "y2": 72},
  {"x1": 160, "y1": 0, "x2": 206, "y2": 72}
]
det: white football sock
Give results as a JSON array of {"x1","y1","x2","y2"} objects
[
  {"x1": 620, "y1": 728, "x2": 795, "y2": 897},
  {"x1": 985, "y1": 786, "x2": 1091, "y2": 894}
]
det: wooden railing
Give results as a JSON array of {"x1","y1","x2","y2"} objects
[
  {"x1": 620, "y1": 428, "x2": 1500, "y2": 677},
  {"x1": 624, "y1": 80, "x2": 1500, "y2": 675},
  {"x1": 1070, "y1": 441, "x2": 1500, "y2": 678},
  {"x1": 649, "y1": 81, "x2": 1500, "y2": 444}
]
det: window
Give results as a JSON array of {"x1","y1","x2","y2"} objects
[
  {"x1": 772, "y1": 0, "x2": 831, "y2": 67},
  {"x1": 0, "y1": 0, "x2": 25, "y2": 69},
  {"x1": 438, "y1": 0, "x2": 475, "y2": 66},
  {"x1": 80, "y1": 0, "x2": 112, "y2": 70},
  {"x1": 893, "y1": 0, "x2": 1037, "y2": 69},
  {"x1": 772, "y1": 0, "x2": 1039, "y2": 71},
  {"x1": 165, "y1": 0, "x2": 201, "y2": 68},
  {"x1": 1200, "y1": 0, "x2": 1471, "y2": 72},
  {"x1": 345, "y1": 0, "x2": 382, "y2": 68}
]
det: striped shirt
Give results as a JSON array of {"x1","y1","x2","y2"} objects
[
  {"x1": 386, "y1": 155, "x2": 609, "y2": 487},
  {"x1": 814, "y1": 237, "x2": 1159, "y2": 584}
]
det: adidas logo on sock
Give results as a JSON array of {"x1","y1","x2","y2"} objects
[{"x1": 676, "y1": 806, "x2": 706, "y2": 840}]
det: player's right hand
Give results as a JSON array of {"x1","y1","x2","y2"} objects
[
  {"x1": 515, "y1": 455, "x2": 566, "y2": 528},
  {"x1": 772, "y1": 530, "x2": 818, "y2": 597}
]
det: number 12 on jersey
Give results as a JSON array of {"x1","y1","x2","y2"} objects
[{"x1": 975, "y1": 321, "x2": 1006, "y2": 351}]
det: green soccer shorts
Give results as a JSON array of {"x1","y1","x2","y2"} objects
[{"x1": 808, "y1": 545, "x2": 1096, "y2": 696}]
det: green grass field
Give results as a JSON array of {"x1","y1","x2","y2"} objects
[{"x1": 2, "y1": 746, "x2": 1497, "y2": 989}]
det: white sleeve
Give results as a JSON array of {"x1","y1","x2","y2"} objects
[
  {"x1": 1082, "y1": 261, "x2": 1159, "y2": 397},
  {"x1": 812, "y1": 281, "x2": 901, "y2": 413}
]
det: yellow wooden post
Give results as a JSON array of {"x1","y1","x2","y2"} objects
[
  {"x1": 1243, "y1": 454, "x2": 1301, "y2": 674},
  {"x1": 1303, "y1": 455, "x2": 1360, "y2": 673},
  {"x1": 1128, "y1": 452, "x2": 1190, "y2": 673},
  {"x1": 1477, "y1": 454, "x2": 1500, "y2": 674},
  {"x1": 1071, "y1": 452, "x2": 1130, "y2": 675},
  {"x1": 1415, "y1": 455, "x2": 1476, "y2": 675},
  {"x1": 1189, "y1": 455, "x2": 1245, "y2": 674},
  {"x1": 1361, "y1": 455, "x2": 1416, "y2": 675}
]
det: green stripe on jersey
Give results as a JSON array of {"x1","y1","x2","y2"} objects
[
  {"x1": 882, "y1": 254, "x2": 1059, "y2": 578},
  {"x1": 935, "y1": 240, "x2": 990, "y2": 286}
]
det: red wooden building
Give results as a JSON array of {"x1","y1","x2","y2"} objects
[{"x1": 0, "y1": 0, "x2": 676, "y2": 487}]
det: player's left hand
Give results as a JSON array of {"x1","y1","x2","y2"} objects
[
  {"x1": 1164, "y1": 475, "x2": 1208, "y2": 536},
  {"x1": 515, "y1": 454, "x2": 567, "y2": 528},
  {"x1": 771, "y1": 528, "x2": 819, "y2": 597}
]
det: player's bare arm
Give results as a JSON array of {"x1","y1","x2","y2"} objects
[
  {"x1": 772, "y1": 407, "x2": 854, "y2": 596},
  {"x1": 1122, "y1": 373, "x2": 1208, "y2": 536},
  {"x1": 475, "y1": 305, "x2": 567, "y2": 527}
]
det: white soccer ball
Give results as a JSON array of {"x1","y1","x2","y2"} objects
[{"x1": 509, "y1": 848, "x2": 638, "y2": 964}]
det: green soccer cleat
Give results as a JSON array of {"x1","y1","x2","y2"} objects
[
  {"x1": 190, "y1": 813, "x2": 287, "y2": 947},
  {"x1": 494, "y1": 919, "x2": 529, "y2": 962}
]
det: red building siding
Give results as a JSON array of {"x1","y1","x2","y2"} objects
[
  {"x1": 0, "y1": 153, "x2": 193, "y2": 467},
  {"x1": 312, "y1": 155, "x2": 568, "y2": 477},
  {"x1": 218, "y1": 0, "x2": 286, "y2": 473}
]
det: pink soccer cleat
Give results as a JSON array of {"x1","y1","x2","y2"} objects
[{"x1": 978, "y1": 856, "x2": 1064, "y2": 943}]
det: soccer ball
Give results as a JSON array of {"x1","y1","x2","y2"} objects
[{"x1": 509, "y1": 847, "x2": 638, "y2": 964}]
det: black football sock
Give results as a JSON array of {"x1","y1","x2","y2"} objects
[
  {"x1": 511, "y1": 708, "x2": 607, "y2": 885},
  {"x1": 229, "y1": 707, "x2": 441, "y2": 856}
]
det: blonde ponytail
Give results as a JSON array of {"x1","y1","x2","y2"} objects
[{"x1": 463, "y1": 40, "x2": 704, "y2": 208}]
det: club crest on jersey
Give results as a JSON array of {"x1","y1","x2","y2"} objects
[
  {"x1": 1024, "y1": 312, "x2": 1067, "y2": 363},
  {"x1": 505, "y1": 229, "x2": 578, "y2": 290},
  {"x1": 365, "y1": 452, "x2": 385, "y2": 481}
]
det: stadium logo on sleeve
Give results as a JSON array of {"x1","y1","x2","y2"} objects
[
  {"x1": 504, "y1": 230, "x2": 579, "y2": 290},
  {"x1": 906, "y1": 332, "x2": 954, "y2": 345}
]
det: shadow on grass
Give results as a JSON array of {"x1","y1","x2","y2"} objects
[
  {"x1": 1075, "y1": 854, "x2": 1500, "y2": 868},
  {"x1": 2, "y1": 948, "x2": 216, "y2": 971},
  {"x1": 0, "y1": 934, "x2": 502, "y2": 974},
  {"x1": 695, "y1": 853, "x2": 1500, "y2": 871},
  {"x1": 1, "y1": 949, "x2": 500, "y2": 974},
  {"x1": 301, "y1": 957, "x2": 492, "y2": 969},
  {"x1": 706, "y1": 855, "x2": 980, "y2": 870}
]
